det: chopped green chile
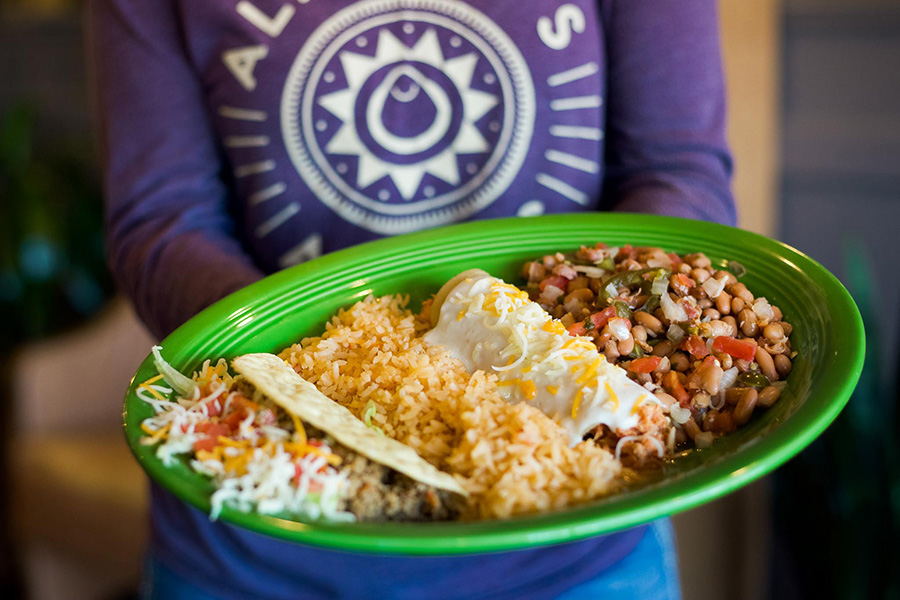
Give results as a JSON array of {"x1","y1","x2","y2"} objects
[
  {"x1": 598, "y1": 268, "x2": 670, "y2": 304},
  {"x1": 640, "y1": 295, "x2": 660, "y2": 314},
  {"x1": 613, "y1": 300, "x2": 632, "y2": 319},
  {"x1": 736, "y1": 371, "x2": 771, "y2": 389},
  {"x1": 595, "y1": 257, "x2": 615, "y2": 271}
]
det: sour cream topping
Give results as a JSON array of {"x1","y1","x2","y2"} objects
[{"x1": 425, "y1": 273, "x2": 652, "y2": 447}]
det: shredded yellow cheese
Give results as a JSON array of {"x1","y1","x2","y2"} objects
[
  {"x1": 605, "y1": 382, "x2": 619, "y2": 411},
  {"x1": 521, "y1": 380, "x2": 537, "y2": 400}
]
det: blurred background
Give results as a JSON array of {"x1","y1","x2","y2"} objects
[{"x1": 1, "y1": 0, "x2": 897, "y2": 598}]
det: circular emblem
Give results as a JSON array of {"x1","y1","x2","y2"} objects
[{"x1": 281, "y1": 0, "x2": 535, "y2": 234}]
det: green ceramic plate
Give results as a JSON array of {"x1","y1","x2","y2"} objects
[{"x1": 123, "y1": 213, "x2": 864, "y2": 555}]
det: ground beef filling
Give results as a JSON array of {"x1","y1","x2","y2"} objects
[{"x1": 308, "y1": 426, "x2": 463, "y2": 522}]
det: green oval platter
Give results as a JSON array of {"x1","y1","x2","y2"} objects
[{"x1": 122, "y1": 213, "x2": 865, "y2": 555}]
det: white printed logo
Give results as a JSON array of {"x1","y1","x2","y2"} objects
[{"x1": 281, "y1": 0, "x2": 535, "y2": 234}]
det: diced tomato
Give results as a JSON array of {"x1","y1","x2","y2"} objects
[
  {"x1": 307, "y1": 439, "x2": 323, "y2": 448},
  {"x1": 671, "y1": 273, "x2": 696, "y2": 294},
  {"x1": 616, "y1": 244, "x2": 635, "y2": 261},
  {"x1": 701, "y1": 355, "x2": 719, "y2": 368},
  {"x1": 667, "y1": 252, "x2": 682, "y2": 265},
  {"x1": 681, "y1": 300, "x2": 701, "y2": 321},
  {"x1": 663, "y1": 371, "x2": 691, "y2": 405},
  {"x1": 293, "y1": 463, "x2": 304, "y2": 487},
  {"x1": 628, "y1": 356, "x2": 662, "y2": 374},
  {"x1": 712, "y1": 336, "x2": 757, "y2": 362},
  {"x1": 590, "y1": 306, "x2": 618, "y2": 330},
  {"x1": 681, "y1": 335, "x2": 710, "y2": 358},
  {"x1": 539, "y1": 275, "x2": 569, "y2": 292},
  {"x1": 196, "y1": 422, "x2": 230, "y2": 438},
  {"x1": 204, "y1": 398, "x2": 222, "y2": 417},
  {"x1": 193, "y1": 436, "x2": 218, "y2": 452},
  {"x1": 231, "y1": 395, "x2": 260, "y2": 413},
  {"x1": 222, "y1": 409, "x2": 247, "y2": 432},
  {"x1": 567, "y1": 322, "x2": 587, "y2": 337}
]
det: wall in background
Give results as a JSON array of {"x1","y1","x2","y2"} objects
[{"x1": 721, "y1": 0, "x2": 781, "y2": 237}]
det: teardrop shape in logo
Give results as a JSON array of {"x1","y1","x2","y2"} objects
[{"x1": 366, "y1": 65, "x2": 452, "y2": 156}]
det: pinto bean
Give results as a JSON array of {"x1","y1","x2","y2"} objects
[
  {"x1": 774, "y1": 354, "x2": 792, "y2": 378},
  {"x1": 691, "y1": 268, "x2": 711, "y2": 284},
  {"x1": 757, "y1": 385, "x2": 781, "y2": 408},
  {"x1": 733, "y1": 389, "x2": 759, "y2": 426},
  {"x1": 670, "y1": 352, "x2": 691, "y2": 372},
  {"x1": 686, "y1": 253, "x2": 712, "y2": 269},
  {"x1": 683, "y1": 417, "x2": 701, "y2": 440},
  {"x1": 631, "y1": 325, "x2": 648, "y2": 343},
  {"x1": 726, "y1": 282, "x2": 754, "y2": 304},
  {"x1": 739, "y1": 308, "x2": 758, "y2": 337},
  {"x1": 725, "y1": 387, "x2": 754, "y2": 406},
  {"x1": 715, "y1": 291, "x2": 732, "y2": 315},
  {"x1": 687, "y1": 361, "x2": 724, "y2": 395},
  {"x1": 714, "y1": 270, "x2": 737, "y2": 286},
  {"x1": 714, "y1": 352, "x2": 733, "y2": 371},
  {"x1": 635, "y1": 311, "x2": 664, "y2": 335},
  {"x1": 652, "y1": 339, "x2": 676, "y2": 357},
  {"x1": 763, "y1": 322, "x2": 785, "y2": 344},
  {"x1": 755, "y1": 346, "x2": 778, "y2": 382},
  {"x1": 702, "y1": 308, "x2": 721, "y2": 321},
  {"x1": 692, "y1": 392, "x2": 711, "y2": 409}
]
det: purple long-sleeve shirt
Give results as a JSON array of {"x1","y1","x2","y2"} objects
[{"x1": 90, "y1": 1, "x2": 733, "y2": 598}]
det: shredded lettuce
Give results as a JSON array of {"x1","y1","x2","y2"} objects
[
  {"x1": 362, "y1": 400, "x2": 385, "y2": 436},
  {"x1": 152, "y1": 345, "x2": 198, "y2": 398}
]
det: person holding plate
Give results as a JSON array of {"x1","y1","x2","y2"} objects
[{"x1": 89, "y1": 0, "x2": 734, "y2": 598}]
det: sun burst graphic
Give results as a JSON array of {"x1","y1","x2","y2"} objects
[{"x1": 316, "y1": 28, "x2": 499, "y2": 201}]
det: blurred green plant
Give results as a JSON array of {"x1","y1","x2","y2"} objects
[{"x1": 0, "y1": 103, "x2": 114, "y2": 351}]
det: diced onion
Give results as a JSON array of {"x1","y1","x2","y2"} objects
[
  {"x1": 614, "y1": 434, "x2": 665, "y2": 461},
  {"x1": 539, "y1": 285, "x2": 565, "y2": 304},
  {"x1": 670, "y1": 404, "x2": 692, "y2": 424},
  {"x1": 651, "y1": 276, "x2": 669, "y2": 297},
  {"x1": 660, "y1": 291, "x2": 688, "y2": 323},
  {"x1": 694, "y1": 432, "x2": 715, "y2": 448},
  {"x1": 752, "y1": 298, "x2": 775, "y2": 322},
  {"x1": 710, "y1": 392, "x2": 726, "y2": 410},
  {"x1": 720, "y1": 367, "x2": 738, "y2": 390},
  {"x1": 702, "y1": 277, "x2": 725, "y2": 299},
  {"x1": 609, "y1": 318, "x2": 631, "y2": 342},
  {"x1": 573, "y1": 265, "x2": 606, "y2": 278},
  {"x1": 666, "y1": 324, "x2": 685, "y2": 344}
]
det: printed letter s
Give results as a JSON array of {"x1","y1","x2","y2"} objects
[{"x1": 537, "y1": 4, "x2": 586, "y2": 50}]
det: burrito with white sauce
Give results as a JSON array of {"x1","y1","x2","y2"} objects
[{"x1": 425, "y1": 269, "x2": 658, "y2": 447}]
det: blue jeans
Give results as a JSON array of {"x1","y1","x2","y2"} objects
[
  {"x1": 556, "y1": 520, "x2": 681, "y2": 600},
  {"x1": 142, "y1": 520, "x2": 680, "y2": 600}
]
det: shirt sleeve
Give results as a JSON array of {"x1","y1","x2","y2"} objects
[
  {"x1": 599, "y1": 0, "x2": 736, "y2": 226},
  {"x1": 87, "y1": 0, "x2": 263, "y2": 340}
]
